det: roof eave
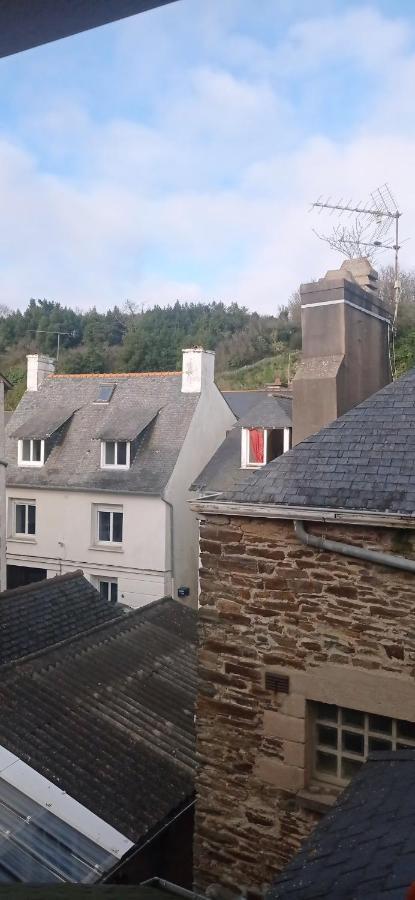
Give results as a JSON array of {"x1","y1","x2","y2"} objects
[{"x1": 189, "y1": 498, "x2": 415, "y2": 529}]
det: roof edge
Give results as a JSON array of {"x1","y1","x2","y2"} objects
[
  {"x1": 189, "y1": 499, "x2": 415, "y2": 529},
  {"x1": 0, "y1": 568, "x2": 85, "y2": 601}
]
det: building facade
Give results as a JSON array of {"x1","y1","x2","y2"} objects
[{"x1": 6, "y1": 349, "x2": 234, "y2": 606}]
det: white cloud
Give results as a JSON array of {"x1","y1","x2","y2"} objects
[{"x1": 0, "y1": 2, "x2": 413, "y2": 312}]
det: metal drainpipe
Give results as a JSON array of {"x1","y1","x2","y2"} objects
[{"x1": 294, "y1": 520, "x2": 415, "y2": 574}]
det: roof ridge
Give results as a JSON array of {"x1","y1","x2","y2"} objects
[
  {"x1": 49, "y1": 371, "x2": 180, "y2": 379},
  {"x1": 0, "y1": 569, "x2": 85, "y2": 601}
]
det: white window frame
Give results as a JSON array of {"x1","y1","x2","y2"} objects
[
  {"x1": 94, "y1": 505, "x2": 123, "y2": 547},
  {"x1": 18, "y1": 438, "x2": 45, "y2": 467},
  {"x1": 95, "y1": 577, "x2": 118, "y2": 604},
  {"x1": 312, "y1": 701, "x2": 415, "y2": 786},
  {"x1": 11, "y1": 499, "x2": 36, "y2": 538},
  {"x1": 100, "y1": 440, "x2": 130, "y2": 469},
  {"x1": 241, "y1": 427, "x2": 292, "y2": 468}
]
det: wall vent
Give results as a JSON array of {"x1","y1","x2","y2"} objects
[{"x1": 265, "y1": 672, "x2": 290, "y2": 693}]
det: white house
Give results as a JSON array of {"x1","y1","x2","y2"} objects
[{"x1": 5, "y1": 350, "x2": 235, "y2": 607}]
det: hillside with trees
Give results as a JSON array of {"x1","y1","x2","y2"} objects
[{"x1": 1, "y1": 265, "x2": 415, "y2": 409}]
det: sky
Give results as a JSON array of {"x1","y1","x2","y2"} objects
[{"x1": 0, "y1": 0, "x2": 414, "y2": 313}]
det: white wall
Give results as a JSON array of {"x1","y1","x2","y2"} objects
[
  {"x1": 165, "y1": 382, "x2": 235, "y2": 604},
  {"x1": 6, "y1": 487, "x2": 170, "y2": 608}
]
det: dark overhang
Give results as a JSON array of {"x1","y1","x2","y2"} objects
[{"x1": 0, "y1": 0, "x2": 178, "y2": 59}]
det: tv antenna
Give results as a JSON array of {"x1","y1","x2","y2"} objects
[
  {"x1": 26, "y1": 329, "x2": 77, "y2": 360},
  {"x1": 311, "y1": 184, "x2": 402, "y2": 326}
]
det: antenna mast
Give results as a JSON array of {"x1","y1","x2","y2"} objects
[{"x1": 311, "y1": 184, "x2": 402, "y2": 324}]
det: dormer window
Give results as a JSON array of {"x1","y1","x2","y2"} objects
[
  {"x1": 18, "y1": 438, "x2": 45, "y2": 467},
  {"x1": 241, "y1": 427, "x2": 292, "y2": 469},
  {"x1": 101, "y1": 440, "x2": 130, "y2": 469}
]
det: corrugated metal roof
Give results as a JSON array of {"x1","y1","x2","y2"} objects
[
  {"x1": 0, "y1": 599, "x2": 197, "y2": 844},
  {"x1": 0, "y1": 779, "x2": 116, "y2": 884}
]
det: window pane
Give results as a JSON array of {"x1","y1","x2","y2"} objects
[
  {"x1": 342, "y1": 708, "x2": 364, "y2": 728},
  {"x1": 112, "y1": 512, "x2": 123, "y2": 543},
  {"x1": 316, "y1": 703, "x2": 337, "y2": 722},
  {"x1": 22, "y1": 440, "x2": 31, "y2": 461},
  {"x1": 341, "y1": 757, "x2": 363, "y2": 780},
  {"x1": 110, "y1": 582, "x2": 118, "y2": 604},
  {"x1": 32, "y1": 440, "x2": 42, "y2": 462},
  {"x1": 397, "y1": 720, "x2": 415, "y2": 742},
  {"x1": 342, "y1": 730, "x2": 364, "y2": 755},
  {"x1": 317, "y1": 725, "x2": 337, "y2": 749},
  {"x1": 27, "y1": 505, "x2": 36, "y2": 535},
  {"x1": 117, "y1": 442, "x2": 127, "y2": 465},
  {"x1": 99, "y1": 581, "x2": 109, "y2": 601},
  {"x1": 368, "y1": 715, "x2": 392, "y2": 735},
  {"x1": 105, "y1": 442, "x2": 115, "y2": 465},
  {"x1": 316, "y1": 751, "x2": 337, "y2": 775},
  {"x1": 369, "y1": 737, "x2": 392, "y2": 752},
  {"x1": 98, "y1": 511, "x2": 111, "y2": 541},
  {"x1": 15, "y1": 504, "x2": 26, "y2": 533}
]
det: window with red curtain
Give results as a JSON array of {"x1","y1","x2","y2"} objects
[{"x1": 249, "y1": 428, "x2": 264, "y2": 464}]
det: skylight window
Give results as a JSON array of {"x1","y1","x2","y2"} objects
[{"x1": 95, "y1": 383, "x2": 116, "y2": 403}]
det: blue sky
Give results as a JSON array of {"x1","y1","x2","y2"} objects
[{"x1": 0, "y1": 0, "x2": 414, "y2": 311}]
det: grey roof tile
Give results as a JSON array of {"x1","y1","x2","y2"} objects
[
  {"x1": 222, "y1": 368, "x2": 415, "y2": 515},
  {"x1": 6, "y1": 374, "x2": 199, "y2": 495}
]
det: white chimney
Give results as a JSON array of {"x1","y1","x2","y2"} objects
[
  {"x1": 181, "y1": 348, "x2": 215, "y2": 393},
  {"x1": 27, "y1": 354, "x2": 55, "y2": 392}
]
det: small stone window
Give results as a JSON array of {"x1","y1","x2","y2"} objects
[
  {"x1": 312, "y1": 701, "x2": 415, "y2": 785},
  {"x1": 18, "y1": 438, "x2": 45, "y2": 467},
  {"x1": 101, "y1": 440, "x2": 130, "y2": 469}
]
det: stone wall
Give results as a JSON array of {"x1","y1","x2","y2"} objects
[{"x1": 194, "y1": 514, "x2": 415, "y2": 896}]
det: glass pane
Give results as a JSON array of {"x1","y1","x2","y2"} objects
[
  {"x1": 369, "y1": 737, "x2": 392, "y2": 752},
  {"x1": 342, "y1": 730, "x2": 364, "y2": 755},
  {"x1": 117, "y1": 442, "x2": 127, "y2": 465},
  {"x1": 341, "y1": 757, "x2": 363, "y2": 780},
  {"x1": 32, "y1": 440, "x2": 42, "y2": 462},
  {"x1": 112, "y1": 512, "x2": 123, "y2": 543},
  {"x1": 316, "y1": 703, "x2": 338, "y2": 722},
  {"x1": 368, "y1": 715, "x2": 392, "y2": 735},
  {"x1": 316, "y1": 751, "x2": 337, "y2": 775},
  {"x1": 342, "y1": 708, "x2": 364, "y2": 728},
  {"x1": 397, "y1": 720, "x2": 415, "y2": 742},
  {"x1": 397, "y1": 743, "x2": 414, "y2": 750},
  {"x1": 317, "y1": 725, "x2": 337, "y2": 749},
  {"x1": 15, "y1": 504, "x2": 26, "y2": 534},
  {"x1": 27, "y1": 505, "x2": 36, "y2": 535},
  {"x1": 110, "y1": 582, "x2": 118, "y2": 604},
  {"x1": 98, "y1": 511, "x2": 111, "y2": 542},
  {"x1": 105, "y1": 442, "x2": 115, "y2": 465},
  {"x1": 22, "y1": 440, "x2": 31, "y2": 461},
  {"x1": 99, "y1": 581, "x2": 109, "y2": 602}
]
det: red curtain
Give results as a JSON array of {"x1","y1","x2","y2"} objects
[{"x1": 249, "y1": 429, "x2": 264, "y2": 463}]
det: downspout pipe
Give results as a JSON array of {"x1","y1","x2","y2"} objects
[{"x1": 294, "y1": 520, "x2": 415, "y2": 574}]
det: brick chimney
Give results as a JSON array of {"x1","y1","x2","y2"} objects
[
  {"x1": 293, "y1": 258, "x2": 391, "y2": 445},
  {"x1": 27, "y1": 354, "x2": 55, "y2": 392},
  {"x1": 181, "y1": 348, "x2": 215, "y2": 393}
]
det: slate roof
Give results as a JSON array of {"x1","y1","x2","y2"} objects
[
  {"x1": 0, "y1": 571, "x2": 124, "y2": 668},
  {"x1": 192, "y1": 394, "x2": 292, "y2": 495},
  {"x1": 222, "y1": 390, "x2": 269, "y2": 418},
  {"x1": 6, "y1": 373, "x2": 199, "y2": 495},
  {"x1": 269, "y1": 751, "x2": 415, "y2": 899},
  {"x1": 0, "y1": 598, "x2": 197, "y2": 843},
  {"x1": 12, "y1": 406, "x2": 78, "y2": 440},
  {"x1": 221, "y1": 368, "x2": 415, "y2": 516}
]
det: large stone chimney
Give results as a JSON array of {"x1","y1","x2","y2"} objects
[
  {"x1": 27, "y1": 354, "x2": 55, "y2": 392},
  {"x1": 293, "y1": 258, "x2": 391, "y2": 445},
  {"x1": 181, "y1": 348, "x2": 215, "y2": 393}
]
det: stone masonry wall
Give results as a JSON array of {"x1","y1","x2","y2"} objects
[{"x1": 194, "y1": 515, "x2": 415, "y2": 896}]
